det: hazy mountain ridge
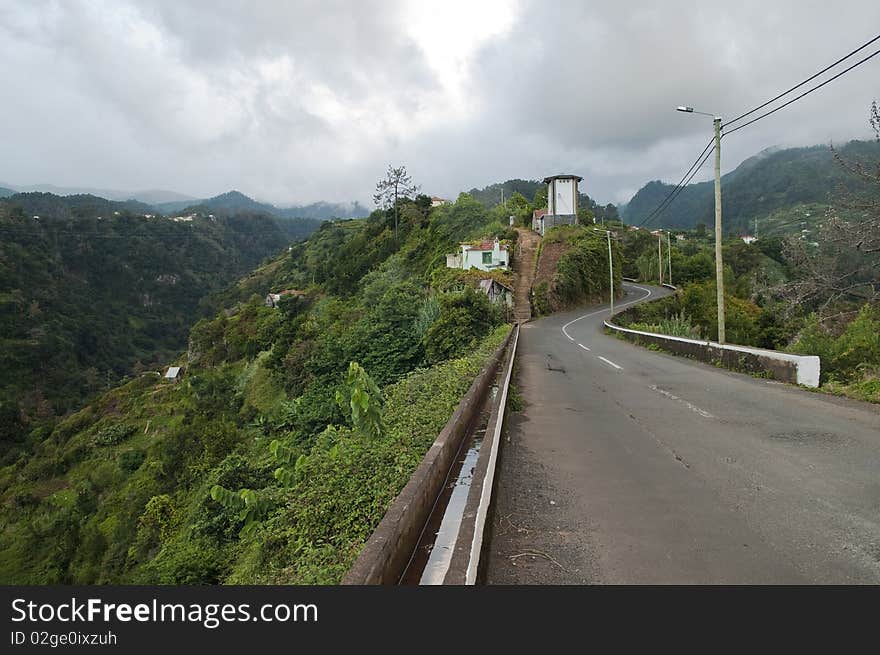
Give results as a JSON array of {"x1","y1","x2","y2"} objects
[
  {"x1": 1, "y1": 184, "x2": 371, "y2": 219},
  {"x1": 0, "y1": 183, "x2": 197, "y2": 205},
  {"x1": 622, "y1": 139, "x2": 880, "y2": 233},
  {"x1": 155, "y1": 190, "x2": 371, "y2": 220}
]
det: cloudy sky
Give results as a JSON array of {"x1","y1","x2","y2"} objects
[{"x1": 2, "y1": 0, "x2": 879, "y2": 206}]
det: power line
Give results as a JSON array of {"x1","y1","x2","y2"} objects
[
  {"x1": 725, "y1": 32, "x2": 880, "y2": 127},
  {"x1": 637, "y1": 35, "x2": 880, "y2": 229},
  {"x1": 637, "y1": 141, "x2": 716, "y2": 228},
  {"x1": 725, "y1": 45, "x2": 880, "y2": 137},
  {"x1": 635, "y1": 138, "x2": 715, "y2": 228}
]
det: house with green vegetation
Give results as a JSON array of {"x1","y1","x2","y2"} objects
[{"x1": 445, "y1": 238, "x2": 509, "y2": 271}]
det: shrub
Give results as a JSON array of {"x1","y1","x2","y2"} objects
[
  {"x1": 630, "y1": 311, "x2": 702, "y2": 339},
  {"x1": 423, "y1": 287, "x2": 501, "y2": 364},
  {"x1": 93, "y1": 424, "x2": 136, "y2": 447},
  {"x1": 119, "y1": 449, "x2": 146, "y2": 474},
  {"x1": 790, "y1": 305, "x2": 880, "y2": 383}
]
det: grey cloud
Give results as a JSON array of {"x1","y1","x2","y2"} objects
[{"x1": 0, "y1": 0, "x2": 878, "y2": 206}]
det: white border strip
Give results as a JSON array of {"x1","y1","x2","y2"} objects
[
  {"x1": 465, "y1": 324, "x2": 519, "y2": 585},
  {"x1": 561, "y1": 283, "x2": 652, "y2": 341},
  {"x1": 604, "y1": 320, "x2": 820, "y2": 387}
]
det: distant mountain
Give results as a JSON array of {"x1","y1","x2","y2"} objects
[
  {"x1": 4, "y1": 192, "x2": 154, "y2": 218},
  {"x1": 157, "y1": 190, "x2": 370, "y2": 221},
  {"x1": 1, "y1": 183, "x2": 370, "y2": 220},
  {"x1": 622, "y1": 139, "x2": 880, "y2": 233},
  {"x1": 200, "y1": 189, "x2": 277, "y2": 213},
  {"x1": 0, "y1": 183, "x2": 197, "y2": 205},
  {"x1": 277, "y1": 200, "x2": 371, "y2": 220},
  {"x1": 0, "y1": 191, "x2": 306, "y2": 421}
]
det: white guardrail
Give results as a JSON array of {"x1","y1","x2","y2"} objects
[{"x1": 605, "y1": 320, "x2": 821, "y2": 388}]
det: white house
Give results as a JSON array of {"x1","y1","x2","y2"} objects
[
  {"x1": 533, "y1": 174, "x2": 583, "y2": 235},
  {"x1": 265, "y1": 289, "x2": 306, "y2": 308},
  {"x1": 164, "y1": 366, "x2": 182, "y2": 382},
  {"x1": 446, "y1": 238, "x2": 509, "y2": 272},
  {"x1": 741, "y1": 235, "x2": 758, "y2": 244},
  {"x1": 431, "y1": 196, "x2": 449, "y2": 207}
]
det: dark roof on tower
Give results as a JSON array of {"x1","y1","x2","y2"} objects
[{"x1": 542, "y1": 174, "x2": 583, "y2": 183}]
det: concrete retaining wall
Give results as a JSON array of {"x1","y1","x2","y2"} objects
[
  {"x1": 342, "y1": 327, "x2": 515, "y2": 585},
  {"x1": 605, "y1": 319, "x2": 820, "y2": 387}
]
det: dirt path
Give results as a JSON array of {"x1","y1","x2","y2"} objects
[{"x1": 513, "y1": 227, "x2": 539, "y2": 322}]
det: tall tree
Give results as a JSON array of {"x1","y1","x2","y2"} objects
[{"x1": 373, "y1": 165, "x2": 419, "y2": 240}]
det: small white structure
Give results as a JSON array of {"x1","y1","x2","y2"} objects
[
  {"x1": 478, "y1": 278, "x2": 514, "y2": 307},
  {"x1": 533, "y1": 174, "x2": 583, "y2": 235},
  {"x1": 265, "y1": 289, "x2": 305, "y2": 308},
  {"x1": 446, "y1": 238, "x2": 509, "y2": 272},
  {"x1": 164, "y1": 366, "x2": 182, "y2": 381},
  {"x1": 741, "y1": 235, "x2": 758, "y2": 244},
  {"x1": 431, "y1": 196, "x2": 449, "y2": 207},
  {"x1": 531, "y1": 208, "x2": 547, "y2": 234}
]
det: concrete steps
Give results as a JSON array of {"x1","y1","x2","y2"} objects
[{"x1": 512, "y1": 227, "x2": 539, "y2": 323}]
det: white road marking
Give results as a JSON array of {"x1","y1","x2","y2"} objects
[
  {"x1": 578, "y1": 343, "x2": 590, "y2": 351},
  {"x1": 561, "y1": 284, "x2": 652, "y2": 341},
  {"x1": 597, "y1": 356, "x2": 622, "y2": 370},
  {"x1": 649, "y1": 384, "x2": 714, "y2": 418}
]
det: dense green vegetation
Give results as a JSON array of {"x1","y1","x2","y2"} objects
[
  {"x1": 615, "y1": 134, "x2": 880, "y2": 402},
  {"x1": 0, "y1": 193, "x2": 320, "y2": 431},
  {"x1": 622, "y1": 139, "x2": 880, "y2": 234},
  {"x1": 0, "y1": 191, "x2": 516, "y2": 584},
  {"x1": 532, "y1": 225, "x2": 622, "y2": 315}
]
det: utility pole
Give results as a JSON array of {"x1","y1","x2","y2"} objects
[
  {"x1": 713, "y1": 117, "x2": 726, "y2": 343},
  {"x1": 607, "y1": 230, "x2": 614, "y2": 314},
  {"x1": 667, "y1": 231, "x2": 672, "y2": 287},
  {"x1": 676, "y1": 106, "x2": 727, "y2": 343},
  {"x1": 501, "y1": 188, "x2": 504, "y2": 205},
  {"x1": 658, "y1": 232, "x2": 663, "y2": 285},
  {"x1": 755, "y1": 216, "x2": 758, "y2": 239}
]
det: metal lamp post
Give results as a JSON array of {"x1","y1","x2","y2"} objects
[{"x1": 676, "y1": 106, "x2": 726, "y2": 343}]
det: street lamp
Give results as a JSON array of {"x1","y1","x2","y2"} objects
[
  {"x1": 591, "y1": 228, "x2": 615, "y2": 314},
  {"x1": 676, "y1": 105, "x2": 726, "y2": 343}
]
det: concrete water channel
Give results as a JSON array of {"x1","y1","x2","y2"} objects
[
  {"x1": 343, "y1": 325, "x2": 519, "y2": 586},
  {"x1": 400, "y1": 382, "x2": 499, "y2": 585}
]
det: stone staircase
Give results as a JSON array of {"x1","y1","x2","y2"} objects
[{"x1": 512, "y1": 227, "x2": 539, "y2": 323}]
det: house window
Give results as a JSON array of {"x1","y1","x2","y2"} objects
[{"x1": 482, "y1": 252, "x2": 492, "y2": 265}]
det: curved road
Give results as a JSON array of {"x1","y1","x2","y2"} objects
[{"x1": 484, "y1": 284, "x2": 880, "y2": 584}]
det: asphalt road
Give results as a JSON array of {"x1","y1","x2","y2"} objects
[{"x1": 484, "y1": 284, "x2": 880, "y2": 584}]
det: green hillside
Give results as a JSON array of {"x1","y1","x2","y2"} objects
[
  {"x1": 0, "y1": 193, "x2": 319, "y2": 426},
  {"x1": 622, "y1": 139, "x2": 880, "y2": 233},
  {"x1": 0, "y1": 192, "x2": 517, "y2": 584}
]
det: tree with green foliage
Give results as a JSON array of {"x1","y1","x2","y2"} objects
[{"x1": 373, "y1": 165, "x2": 419, "y2": 241}]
